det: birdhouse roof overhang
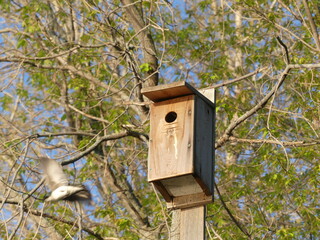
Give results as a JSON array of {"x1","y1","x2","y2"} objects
[{"x1": 142, "y1": 81, "x2": 214, "y2": 108}]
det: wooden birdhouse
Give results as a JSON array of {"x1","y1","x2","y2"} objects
[{"x1": 142, "y1": 81, "x2": 215, "y2": 209}]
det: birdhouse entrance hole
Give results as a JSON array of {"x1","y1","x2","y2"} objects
[{"x1": 165, "y1": 111, "x2": 177, "y2": 123}]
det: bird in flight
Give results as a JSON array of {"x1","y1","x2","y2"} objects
[{"x1": 39, "y1": 158, "x2": 91, "y2": 203}]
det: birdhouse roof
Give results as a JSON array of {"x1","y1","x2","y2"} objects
[{"x1": 142, "y1": 81, "x2": 214, "y2": 107}]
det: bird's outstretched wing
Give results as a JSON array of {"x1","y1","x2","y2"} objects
[{"x1": 40, "y1": 158, "x2": 69, "y2": 190}]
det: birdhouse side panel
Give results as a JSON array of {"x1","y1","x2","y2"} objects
[
  {"x1": 148, "y1": 95, "x2": 195, "y2": 181},
  {"x1": 194, "y1": 95, "x2": 215, "y2": 195}
]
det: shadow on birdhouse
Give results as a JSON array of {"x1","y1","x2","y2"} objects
[{"x1": 142, "y1": 81, "x2": 215, "y2": 209}]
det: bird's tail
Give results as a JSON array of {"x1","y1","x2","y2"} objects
[{"x1": 68, "y1": 185, "x2": 92, "y2": 204}]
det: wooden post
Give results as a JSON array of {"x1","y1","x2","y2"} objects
[
  {"x1": 170, "y1": 206, "x2": 206, "y2": 240},
  {"x1": 180, "y1": 206, "x2": 206, "y2": 240}
]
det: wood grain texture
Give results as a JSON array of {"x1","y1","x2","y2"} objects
[
  {"x1": 199, "y1": 88, "x2": 215, "y2": 103},
  {"x1": 148, "y1": 95, "x2": 194, "y2": 181},
  {"x1": 167, "y1": 192, "x2": 212, "y2": 209},
  {"x1": 180, "y1": 206, "x2": 205, "y2": 240},
  {"x1": 160, "y1": 175, "x2": 203, "y2": 197},
  {"x1": 142, "y1": 81, "x2": 215, "y2": 109},
  {"x1": 141, "y1": 81, "x2": 195, "y2": 102}
]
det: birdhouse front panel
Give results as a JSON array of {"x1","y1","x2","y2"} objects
[{"x1": 148, "y1": 95, "x2": 195, "y2": 181}]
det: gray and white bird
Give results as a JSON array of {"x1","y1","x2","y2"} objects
[{"x1": 40, "y1": 158, "x2": 91, "y2": 203}]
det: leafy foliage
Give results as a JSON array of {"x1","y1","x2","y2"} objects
[{"x1": 0, "y1": 0, "x2": 319, "y2": 239}]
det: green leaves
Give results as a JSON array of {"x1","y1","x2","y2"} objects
[
  {"x1": 0, "y1": 0, "x2": 320, "y2": 239},
  {"x1": 139, "y1": 63, "x2": 152, "y2": 73},
  {"x1": 17, "y1": 38, "x2": 27, "y2": 48},
  {"x1": 276, "y1": 228, "x2": 297, "y2": 239}
]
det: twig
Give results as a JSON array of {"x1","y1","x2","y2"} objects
[
  {"x1": 276, "y1": 36, "x2": 290, "y2": 64},
  {"x1": 1, "y1": 200, "x2": 105, "y2": 240},
  {"x1": 24, "y1": 178, "x2": 46, "y2": 201},
  {"x1": 254, "y1": 8, "x2": 318, "y2": 52},
  {"x1": 302, "y1": 0, "x2": 320, "y2": 50},
  {"x1": 116, "y1": 100, "x2": 152, "y2": 106},
  {"x1": 52, "y1": 100, "x2": 110, "y2": 124},
  {"x1": 215, "y1": 62, "x2": 320, "y2": 149},
  {"x1": 205, "y1": 67, "x2": 268, "y2": 89},
  {"x1": 207, "y1": 222, "x2": 223, "y2": 240},
  {"x1": 214, "y1": 183, "x2": 251, "y2": 238},
  {"x1": 61, "y1": 129, "x2": 147, "y2": 165},
  {"x1": 215, "y1": 65, "x2": 290, "y2": 149},
  {"x1": 151, "y1": 184, "x2": 171, "y2": 238},
  {"x1": 120, "y1": 0, "x2": 159, "y2": 87},
  {"x1": 8, "y1": 198, "x2": 25, "y2": 240},
  {"x1": 30, "y1": 131, "x2": 97, "y2": 138},
  {"x1": 229, "y1": 136, "x2": 320, "y2": 147},
  {"x1": 0, "y1": 140, "x2": 31, "y2": 210},
  {"x1": 76, "y1": 202, "x2": 83, "y2": 240}
]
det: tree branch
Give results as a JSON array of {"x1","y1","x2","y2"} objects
[
  {"x1": 120, "y1": 0, "x2": 159, "y2": 87},
  {"x1": 31, "y1": 131, "x2": 97, "y2": 138},
  {"x1": 276, "y1": 37, "x2": 290, "y2": 64},
  {"x1": 102, "y1": 155, "x2": 150, "y2": 228},
  {"x1": 229, "y1": 136, "x2": 320, "y2": 147},
  {"x1": 215, "y1": 66, "x2": 290, "y2": 149},
  {"x1": 302, "y1": 0, "x2": 320, "y2": 51},
  {"x1": 8, "y1": 198, "x2": 24, "y2": 240},
  {"x1": 204, "y1": 67, "x2": 268, "y2": 89},
  {"x1": 215, "y1": 63, "x2": 320, "y2": 149},
  {"x1": 61, "y1": 130, "x2": 147, "y2": 165},
  {"x1": 214, "y1": 183, "x2": 251, "y2": 238},
  {"x1": 0, "y1": 55, "x2": 146, "y2": 118},
  {"x1": 0, "y1": 200, "x2": 105, "y2": 240}
]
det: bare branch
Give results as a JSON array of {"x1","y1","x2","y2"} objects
[
  {"x1": 214, "y1": 183, "x2": 251, "y2": 238},
  {"x1": 254, "y1": 8, "x2": 318, "y2": 52},
  {"x1": 215, "y1": 66, "x2": 290, "y2": 149},
  {"x1": 215, "y1": 62, "x2": 320, "y2": 149},
  {"x1": 30, "y1": 131, "x2": 97, "y2": 138},
  {"x1": 120, "y1": 0, "x2": 159, "y2": 87},
  {"x1": 8, "y1": 198, "x2": 25, "y2": 240},
  {"x1": 61, "y1": 130, "x2": 147, "y2": 165},
  {"x1": 302, "y1": 0, "x2": 320, "y2": 50},
  {"x1": 52, "y1": 100, "x2": 110, "y2": 124},
  {"x1": 276, "y1": 36, "x2": 290, "y2": 64},
  {"x1": 0, "y1": 200, "x2": 105, "y2": 240},
  {"x1": 204, "y1": 67, "x2": 268, "y2": 89},
  {"x1": 229, "y1": 136, "x2": 320, "y2": 147},
  {"x1": 101, "y1": 155, "x2": 150, "y2": 229}
]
